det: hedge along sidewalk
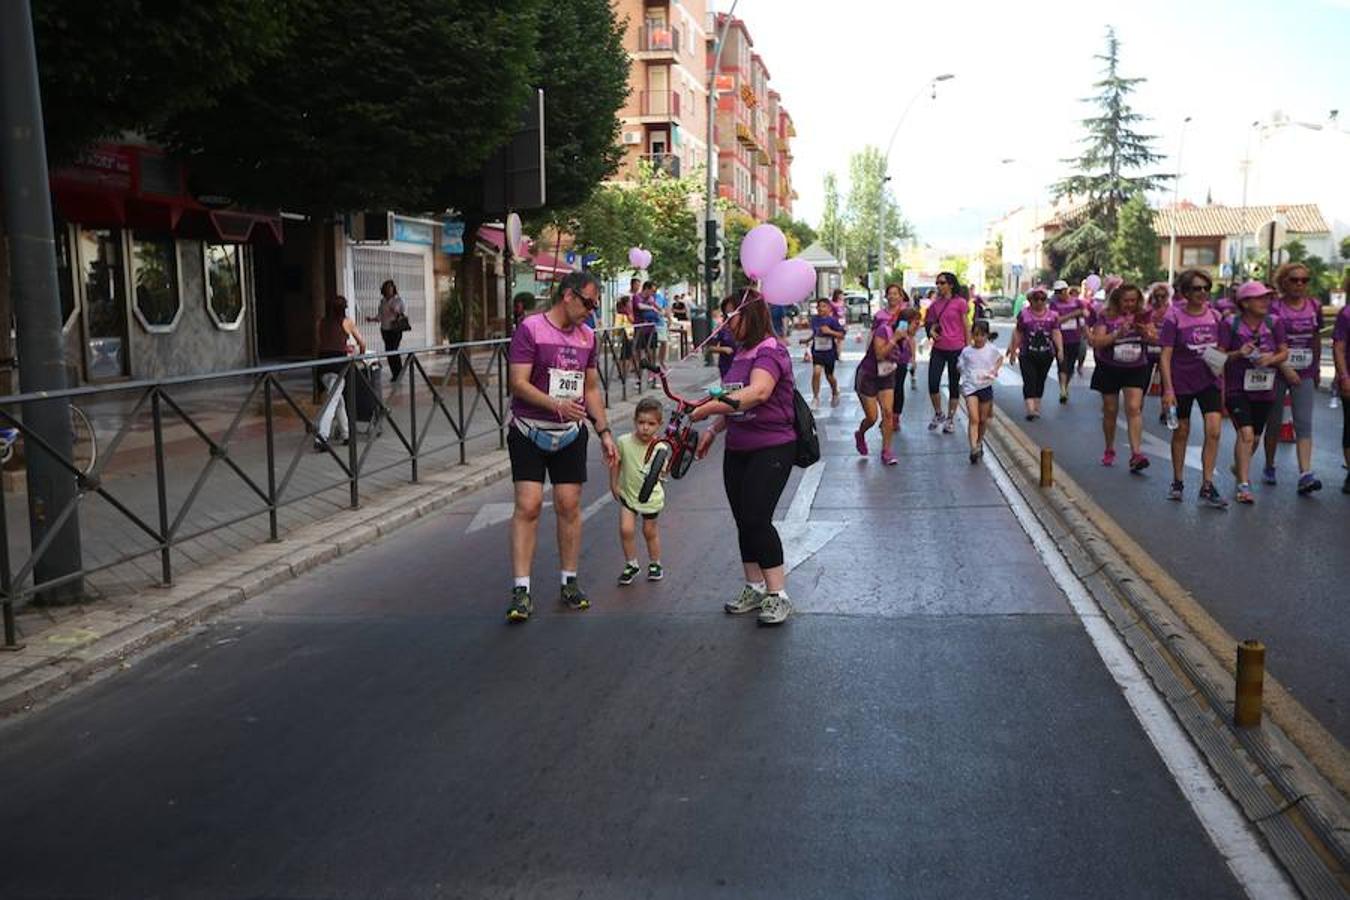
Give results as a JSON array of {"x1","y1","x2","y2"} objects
[{"x1": 0, "y1": 358, "x2": 721, "y2": 718}]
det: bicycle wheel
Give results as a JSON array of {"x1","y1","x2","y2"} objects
[
  {"x1": 638, "y1": 444, "x2": 670, "y2": 504},
  {"x1": 670, "y1": 438, "x2": 696, "y2": 479},
  {"x1": 70, "y1": 404, "x2": 96, "y2": 475}
]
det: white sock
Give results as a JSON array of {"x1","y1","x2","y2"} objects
[
  {"x1": 650, "y1": 559, "x2": 661, "y2": 567},
  {"x1": 748, "y1": 580, "x2": 766, "y2": 593},
  {"x1": 514, "y1": 577, "x2": 530, "y2": 590},
  {"x1": 626, "y1": 559, "x2": 638, "y2": 568},
  {"x1": 561, "y1": 570, "x2": 577, "y2": 585}
]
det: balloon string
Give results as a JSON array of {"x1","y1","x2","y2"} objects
[{"x1": 680, "y1": 286, "x2": 759, "y2": 362}]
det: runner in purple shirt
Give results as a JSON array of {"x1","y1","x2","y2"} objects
[
  {"x1": 924, "y1": 272, "x2": 970, "y2": 434},
  {"x1": 1089, "y1": 283, "x2": 1155, "y2": 473},
  {"x1": 1218, "y1": 282, "x2": 1289, "y2": 504},
  {"x1": 1006, "y1": 288, "x2": 1063, "y2": 420},
  {"x1": 1050, "y1": 280, "x2": 1086, "y2": 403},
  {"x1": 692, "y1": 292, "x2": 798, "y2": 626},
  {"x1": 1261, "y1": 262, "x2": 1326, "y2": 494},
  {"x1": 504, "y1": 271, "x2": 619, "y2": 623},
  {"x1": 1332, "y1": 302, "x2": 1350, "y2": 493},
  {"x1": 1159, "y1": 268, "x2": 1227, "y2": 508}
]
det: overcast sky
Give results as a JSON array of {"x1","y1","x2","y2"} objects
[{"x1": 718, "y1": 0, "x2": 1350, "y2": 252}]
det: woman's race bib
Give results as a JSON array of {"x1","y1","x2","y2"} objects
[
  {"x1": 877, "y1": 361, "x2": 898, "y2": 376},
  {"x1": 1287, "y1": 347, "x2": 1314, "y2": 369},
  {"x1": 1060, "y1": 318, "x2": 1079, "y2": 333},
  {"x1": 1243, "y1": 367, "x2": 1275, "y2": 392},
  {"x1": 1114, "y1": 342, "x2": 1142, "y2": 364},
  {"x1": 548, "y1": 367, "x2": 584, "y2": 400},
  {"x1": 813, "y1": 335, "x2": 835, "y2": 352}
]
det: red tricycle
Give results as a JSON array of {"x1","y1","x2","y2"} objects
[{"x1": 636, "y1": 364, "x2": 738, "y2": 503}]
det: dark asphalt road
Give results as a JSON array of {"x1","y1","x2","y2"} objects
[
  {"x1": 981, "y1": 322, "x2": 1348, "y2": 748},
  {"x1": 0, "y1": 358, "x2": 1247, "y2": 898}
]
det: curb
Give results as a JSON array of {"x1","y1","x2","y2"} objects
[{"x1": 0, "y1": 370, "x2": 694, "y2": 718}]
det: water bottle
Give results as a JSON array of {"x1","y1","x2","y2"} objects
[
  {"x1": 1332, "y1": 391, "x2": 1341, "y2": 410},
  {"x1": 1165, "y1": 404, "x2": 1180, "y2": 431}
]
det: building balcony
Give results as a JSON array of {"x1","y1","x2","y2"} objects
[
  {"x1": 636, "y1": 25, "x2": 680, "y2": 58},
  {"x1": 637, "y1": 90, "x2": 682, "y2": 121},
  {"x1": 640, "y1": 153, "x2": 681, "y2": 178}
]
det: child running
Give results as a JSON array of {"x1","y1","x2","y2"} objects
[
  {"x1": 611, "y1": 398, "x2": 667, "y2": 584},
  {"x1": 958, "y1": 320, "x2": 1002, "y2": 463},
  {"x1": 805, "y1": 298, "x2": 845, "y2": 407}
]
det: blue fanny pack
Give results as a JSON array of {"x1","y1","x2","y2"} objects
[{"x1": 513, "y1": 418, "x2": 582, "y2": 453}]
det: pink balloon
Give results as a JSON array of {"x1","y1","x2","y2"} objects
[
  {"x1": 638, "y1": 249, "x2": 653, "y2": 269},
  {"x1": 761, "y1": 258, "x2": 816, "y2": 307},
  {"x1": 628, "y1": 247, "x2": 646, "y2": 269},
  {"x1": 1084, "y1": 274, "x2": 1102, "y2": 293},
  {"x1": 740, "y1": 224, "x2": 788, "y2": 279}
]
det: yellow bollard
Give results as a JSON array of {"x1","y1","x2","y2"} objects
[
  {"x1": 1039, "y1": 448, "x2": 1053, "y2": 488},
  {"x1": 1235, "y1": 640, "x2": 1265, "y2": 728}
]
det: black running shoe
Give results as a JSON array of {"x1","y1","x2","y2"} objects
[
  {"x1": 561, "y1": 577, "x2": 590, "y2": 611},
  {"x1": 506, "y1": 586, "x2": 532, "y2": 623}
]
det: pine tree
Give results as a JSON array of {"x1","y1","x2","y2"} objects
[
  {"x1": 1052, "y1": 26, "x2": 1169, "y2": 281},
  {"x1": 819, "y1": 173, "x2": 844, "y2": 262},
  {"x1": 1109, "y1": 194, "x2": 1162, "y2": 285}
]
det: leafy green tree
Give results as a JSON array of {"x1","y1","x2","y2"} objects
[
  {"x1": 630, "y1": 162, "x2": 701, "y2": 287},
  {"x1": 818, "y1": 173, "x2": 844, "y2": 261},
  {"x1": 1108, "y1": 194, "x2": 1162, "y2": 284},
  {"x1": 564, "y1": 185, "x2": 650, "y2": 281},
  {"x1": 770, "y1": 214, "x2": 817, "y2": 259},
  {"x1": 1339, "y1": 236, "x2": 1350, "y2": 262},
  {"x1": 842, "y1": 146, "x2": 911, "y2": 279},
  {"x1": 34, "y1": 1, "x2": 292, "y2": 163},
  {"x1": 723, "y1": 211, "x2": 757, "y2": 291},
  {"x1": 1282, "y1": 237, "x2": 1307, "y2": 264},
  {"x1": 1051, "y1": 27, "x2": 1169, "y2": 281}
]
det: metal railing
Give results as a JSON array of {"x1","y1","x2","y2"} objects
[
  {"x1": 0, "y1": 323, "x2": 686, "y2": 647},
  {"x1": 637, "y1": 25, "x2": 680, "y2": 54}
]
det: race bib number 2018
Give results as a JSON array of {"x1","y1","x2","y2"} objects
[
  {"x1": 1287, "y1": 348, "x2": 1314, "y2": 369},
  {"x1": 548, "y1": 368, "x2": 584, "y2": 400}
]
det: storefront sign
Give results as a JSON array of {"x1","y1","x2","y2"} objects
[
  {"x1": 393, "y1": 216, "x2": 434, "y2": 246},
  {"x1": 441, "y1": 219, "x2": 466, "y2": 255}
]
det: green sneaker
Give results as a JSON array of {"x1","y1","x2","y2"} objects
[
  {"x1": 647, "y1": 562, "x2": 664, "y2": 582},
  {"x1": 724, "y1": 583, "x2": 765, "y2": 615},
  {"x1": 561, "y1": 577, "x2": 590, "y2": 611},
  {"x1": 618, "y1": 563, "x2": 640, "y2": 586},
  {"x1": 506, "y1": 586, "x2": 532, "y2": 623}
]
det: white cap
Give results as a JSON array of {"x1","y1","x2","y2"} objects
[{"x1": 1051, "y1": 279, "x2": 1069, "y2": 291}]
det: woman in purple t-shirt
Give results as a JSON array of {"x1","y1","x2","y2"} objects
[
  {"x1": 1006, "y1": 287, "x2": 1063, "y2": 420},
  {"x1": 924, "y1": 272, "x2": 970, "y2": 434},
  {"x1": 1332, "y1": 300, "x2": 1349, "y2": 494},
  {"x1": 1260, "y1": 263, "x2": 1326, "y2": 495},
  {"x1": 852, "y1": 305, "x2": 912, "y2": 466},
  {"x1": 1089, "y1": 283, "x2": 1155, "y2": 472},
  {"x1": 692, "y1": 292, "x2": 798, "y2": 626},
  {"x1": 710, "y1": 295, "x2": 741, "y2": 379},
  {"x1": 1160, "y1": 268, "x2": 1227, "y2": 508},
  {"x1": 1220, "y1": 282, "x2": 1289, "y2": 504}
]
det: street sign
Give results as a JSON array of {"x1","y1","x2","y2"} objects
[
  {"x1": 482, "y1": 89, "x2": 546, "y2": 215},
  {"x1": 1255, "y1": 216, "x2": 1288, "y2": 258}
]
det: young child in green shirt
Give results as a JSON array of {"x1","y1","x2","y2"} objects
[{"x1": 611, "y1": 398, "x2": 666, "y2": 584}]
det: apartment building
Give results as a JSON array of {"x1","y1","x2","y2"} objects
[
  {"x1": 766, "y1": 89, "x2": 796, "y2": 219},
  {"x1": 614, "y1": 0, "x2": 710, "y2": 182}
]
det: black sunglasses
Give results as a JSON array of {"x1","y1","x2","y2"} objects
[
  {"x1": 1187, "y1": 283, "x2": 1210, "y2": 292},
  {"x1": 1288, "y1": 277, "x2": 1310, "y2": 284},
  {"x1": 935, "y1": 279, "x2": 950, "y2": 286}
]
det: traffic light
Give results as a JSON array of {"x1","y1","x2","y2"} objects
[
  {"x1": 705, "y1": 220, "x2": 722, "y2": 283},
  {"x1": 866, "y1": 250, "x2": 879, "y2": 271}
]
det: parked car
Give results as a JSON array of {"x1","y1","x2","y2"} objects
[
  {"x1": 843, "y1": 291, "x2": 874, "y2": 323},
  {"x1": 982, "y1": 294, "x2": 1014, "y2": 318}
]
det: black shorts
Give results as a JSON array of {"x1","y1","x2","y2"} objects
[
  {"x1": 813, "y1": 352, "x2": 837, "y2": 376},
  {"x1": 635, "y1": 327, "x2": 658, "y2": 351},
  {"x1": 855, "y1": 366, "x2": 896, "y2": 398},
  {"x1": 620, "y1": 499, "x2": 660, "y2": 521},
  {"x1": 1059, "y1": 342, "x2": 1080, "y2": 373},
  {"x1": 1090, "y1": 365, "x2": 1150, "y2": 394},
  {"x1": 508, "y1": 425, "x2": 590, "y2": 484},
  {"x1": 965, "y1": 386, "x2": 993, "y2": 403},
  {"x1": 1227, "y1": 395, "x2": 1273, "y2": 435},
  {"x1": 1176, "y1": 385, "x2": 1223, "y2": 419}
]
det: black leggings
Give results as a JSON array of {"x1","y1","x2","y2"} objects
[
  {"x1": 380, "y1": 328, "x2": 404, "y2": 380},
  {"x1": 928, "y1": 348, "x2": 961, "y2": 396},
  {"x1": 1020, "y1": 351, "x2": 1054, "y2": 399},
  {"x1": 894, "y1": 366, "x2": 908, "y2": 416},
  {"x1": 723, "y1": 441, "x2": 795, "y2": 570}
]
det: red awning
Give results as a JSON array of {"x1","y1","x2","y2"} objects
[{"x1": 477, "y1": 225, "x2": 505, "y2": 253}]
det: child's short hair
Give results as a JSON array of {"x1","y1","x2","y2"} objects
[
  {"x1": 634, "y1": 398, "x2": 664, "y2": 421},
  {"x1": 971, "y1": 319, "x2": 992, "y2": 337},
  {"x1": 896, "y1": 307, "x2": 919, "y2": 323}
]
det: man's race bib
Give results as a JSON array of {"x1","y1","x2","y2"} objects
[
  {"x1": 813, "y1": 335, "x2": 835, "y2": 352},
  {"x1": 1060, "y1": 318, "x2": 1079, "y2": 332},
  {"x1": 1244, "y1": 367, "x2": 1275, "y2": 393},
  {"x1": 1287, "y1": 347, "x2": 1314, "y2": 369},
  {"x1": 877, "y1": 361, "x2": 898, "y2": 376},
  {"x1": 548, "y1": 367, "x2": 584, "y2": 401},
  {"x1": 1114, "y1": 342, "x2": 1142, "y2": 364}
]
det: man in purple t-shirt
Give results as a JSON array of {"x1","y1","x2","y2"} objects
[{"x1": 504, "y1": 271, "x2": 619, "y2": 624}]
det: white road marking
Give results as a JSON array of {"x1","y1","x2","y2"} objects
[
  {"x1": 981, "y1": 443, "x2": 1297, "y2": 900},
  {"x1": 1141, "y1": 429, "x2": 1203, "y2": 473},
  {"x1": 465, "y1": 492, "x2": 611, "y2": 534},
  {"x1": 774, "y1": 461, "x2": 847, "y2": 574}
]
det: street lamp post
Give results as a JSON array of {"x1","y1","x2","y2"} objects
[
  {"x1": 878, "y1": 74, "x2": 953, "y2": 300},
  {"x1": 1236, "y1": 120, "x2": 1261, "y2": 279},
  {"x1": 1166, "y1": 115, "x2": 1192, "y2": 285},
  {"x1": 705, "y1": 1, "x2": 741, "y2": 326}
]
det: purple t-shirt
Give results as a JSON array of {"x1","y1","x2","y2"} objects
[
  {"x1": 890, "y1": 319, "x2": 914, "y2": 367},
  {"x1": 1272, "y1": 297, "x2": 1323, "y2": 378},
  {"x1": 722, "y1": 337, "x2": 796, "y2": 452},
  {"x1": 713, "y1": 324, "x2": 738, "y2": 378},
  {"x1": 1096, "y1": 313, "x2": 1148, "y2": 369},
  {"x1": 1017, "y1": 306, "x2": 1059, "y2": 353},
  {"x1": 858, "y1": 317, "x2": 895, "y2": 378},
  {"x1": 928, "y1": 296, "x2": 969, "y2": 351},
  {"x1": 1159, "y1": 305, "x2": 1222, "y2": 396},
  {"x1": 1333, "y1": 305, "x2": 1350, "y2": 344},
  {"x1": 1219, "y1": 315, "x2": 1286, "y2": 401},
  {"x1": 809, "y1": 315, "x2": 840, "y2": 357},
  {"x1": 508, "y1": 312, "x2": 598, "y2": 421},
  {"x1": 1051, "y1": 297, "x2": 1087, "y2": 343}
]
